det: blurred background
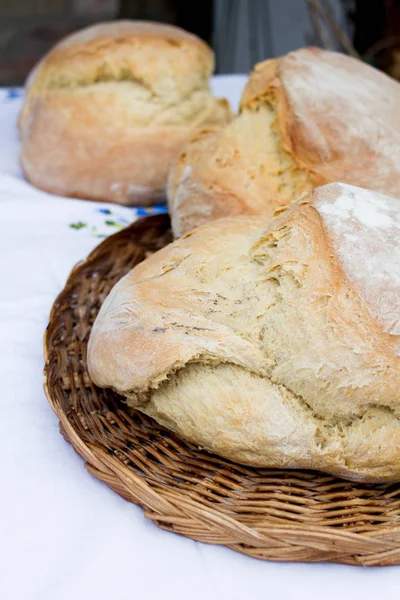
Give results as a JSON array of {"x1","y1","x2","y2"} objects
[{"x1": 0, "y1": 0, "x2": 399, "y2": 85}]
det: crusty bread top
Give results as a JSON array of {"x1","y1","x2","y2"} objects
[
  {"x1": 314, "y1": 183, "x2": 400, "y2": 337},
  {"x1": 24, "y1": 20, "x2": 214, "y2": 100},
  {"x1": 88, "y1": 183, "x2": 400, "y2": 429},
  {"x1": 242, "y1": 47, "x2": 400, "y2": 195},
  {"x1": 88, "y1": 216, "x2": 265, "y2": 393},
  {"x1": 19, "y1": 19, "x2": 229, "y2": 147}
]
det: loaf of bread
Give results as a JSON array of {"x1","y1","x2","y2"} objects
[
  {"x1": 88, "y1": 182, "x2": 400, "y2": 482},
  {"x1": 168, "y1": 47, "x2": 400, "y2": 236},
  {"x1": 19, "y1": 20, "x2": 231, "y2": 205}
]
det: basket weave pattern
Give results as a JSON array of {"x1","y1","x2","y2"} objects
[{"x1": 44, "y1": 215, "x2": 400, "y2": 566}]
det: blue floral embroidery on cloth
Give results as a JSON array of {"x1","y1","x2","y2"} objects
[
  {"x1": 136, "y1": 204, "x2": 168, "y2": 216},
  {"x1": 69, "y1": 204, "x2": 168, "y2": 238},
  {"x1": 5, "y1": 88, "x2": 23, "y2": 100}
]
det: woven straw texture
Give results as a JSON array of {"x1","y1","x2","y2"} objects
[{"x1": 44, "y1": 214, "x2": 400, "y2": 566}]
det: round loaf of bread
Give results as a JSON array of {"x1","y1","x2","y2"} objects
[
  {"x1": 88, "y1": 182, "x2": 400, "y2": 482},
  {"x1": 168, "y1": 47, "x2": 400, "y2": 236},
  {"x1": 19, "y1": 20, "x2": 231, "y2": 205}
]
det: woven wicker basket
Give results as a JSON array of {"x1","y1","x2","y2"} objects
[{"x1": 44, "y1": 214, "x2": 400, "y2": 566}]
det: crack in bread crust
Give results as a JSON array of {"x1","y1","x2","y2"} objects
[
  {"x1": 128, "y1": 362, "x2": 400, "y2": 478},
  {"x1": 168, "y1": 92, "x2": 317, "y2": 237}
]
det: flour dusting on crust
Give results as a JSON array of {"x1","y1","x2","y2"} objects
[
  {"x1": 281, "y1": 49, "x2": 400, "y2": 194},
  {"x1": 315, "y1": 183, "x2": 400, "y2": 338}
]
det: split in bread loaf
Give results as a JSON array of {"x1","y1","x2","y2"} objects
[{"x1": 168, "y1": 47, "x2": 400, "y2": 236}]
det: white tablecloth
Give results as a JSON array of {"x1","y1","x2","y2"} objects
[{"x1": 1, "y1": 77, "x2": 399, "y2": 600}]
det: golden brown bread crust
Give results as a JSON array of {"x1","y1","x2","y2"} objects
[
  {"x1": 19, "y1": 20, "x2": 231, "y2": 205},
  {"x1": 24, "y1": 21, "x2": 213, "y2": 91},
  {"x1": 168, "y1": 47, "x2": 400, "y2": 235},
  {"x1": 167, "y1": 126, "x2": 265, "y2": 233},
  {"x1": 88, "y1": 183, "x2": 400, "y2": 482}
]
